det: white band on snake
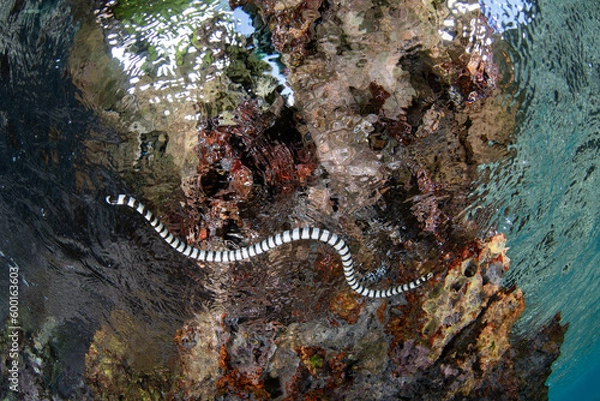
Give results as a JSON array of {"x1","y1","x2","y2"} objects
[{"x1": 106, "y1": 194, "x2": 433, "y2": 298}]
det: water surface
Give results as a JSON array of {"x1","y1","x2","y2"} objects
[{"x1": 478, "y1": 0, "x2": 600, "y2": 399}]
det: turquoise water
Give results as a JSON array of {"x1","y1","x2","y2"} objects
[{"x1": 479, "y1": 0, "x2": 600, "y2": 399}]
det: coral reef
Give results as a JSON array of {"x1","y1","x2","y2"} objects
[
  {"x1": 76, "y1": 234, "x2": 565, "y2": 400},
  {"x1": 64, "y1": 0, "x2": 566, "y2": 399}
]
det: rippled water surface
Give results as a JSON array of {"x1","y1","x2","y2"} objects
[
  {"x1": 1, "y1": 0, "x2": 599, "y2": 399},
  {"x1": 478, "y1": 0, "x2": 600, "y2": 399},
  {"x1": 0, "y1": 0, "x2": 210, "y2": 396}
]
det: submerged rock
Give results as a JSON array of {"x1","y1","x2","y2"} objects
[
  {"x1": 163, "y1": 235, "x2": 563, "y2": 400},
  {"x1": 232, "y1": 0, "x2": 514, "y2": 218},
  {"x1": 84, "y1": 310, "x2": 177, "y2": 400},
  {"x1": 66, "y1": 0, "x2": 566, "y2": 399}
]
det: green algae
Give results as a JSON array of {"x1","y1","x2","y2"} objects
[{"x1": 309, "y1": 353, "x2": 324, "y2": 369}]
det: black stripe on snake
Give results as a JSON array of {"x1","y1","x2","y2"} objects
[{"x1": 106, "y1": 194, "x2": 433, "y2": 298}]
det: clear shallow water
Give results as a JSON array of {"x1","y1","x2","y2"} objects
[
  {"x1": 0, "y1": 0, "x2": 599, "y2": 399},
  {"x1": 477, "y1": 0, "x2": 600, "y2": 399}
]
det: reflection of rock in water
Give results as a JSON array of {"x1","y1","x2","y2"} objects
[{"x1": 64, "y1": 0, "x2": 567, "y2": 399}]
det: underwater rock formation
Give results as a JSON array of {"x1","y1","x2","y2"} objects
[
  {"x1": 231, "y1": 0, "x2": 514, "y2": 219},
  {"x1": 63, "y1": 0, "x2": 566, "y2": 399},
  {"x1": 77, "y1": 235, "x2": 565, "y2": 400},
  {"x1": 84, "y1": 310, "x2": 176, "y2": 400},
  {"x1": 169, "y1": 234, "x2": 566, "y2": 400}
]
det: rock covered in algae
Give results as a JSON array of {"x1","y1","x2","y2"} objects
[
  {"x1": 84, "y1": 310, "x2": 178, "y2": 400},
  {"x1": 231, "y1": 0, "x2": 515, "y2": 218},
  {"x1": 0, "y1": 317, "x2": 95, "y2": 400},
  {"x1": 68, "y1": 0, "x2": 566, "y2": 399},
  {"x1": 81, "y1": 234, "x2": 564, "y2": 400}
]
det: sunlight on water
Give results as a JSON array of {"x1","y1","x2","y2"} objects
[
  {"x1": 480, "y1": 0, "x2": 535, "y2": 33},
  {"x1": 99, "y1": 0, "x2": 242, "y2": 79},
  {"x1": 95, "y1": 0, "x2": 292, "y2": 113},
  {"x1": 96, "y1": 0, "x2": 247, "y2": 118}
]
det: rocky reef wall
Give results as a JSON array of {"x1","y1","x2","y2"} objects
[{"x1": 62, "y1": 0, "x2": 566, "y2": 399}]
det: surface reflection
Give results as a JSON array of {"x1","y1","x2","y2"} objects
[{"x1": 0, "y1": 0, "x2": 209, "y2": 397}]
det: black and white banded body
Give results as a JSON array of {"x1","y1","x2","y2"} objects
[{"x1": 106, "y1": 194, "x2": 433, "y2": 298}]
